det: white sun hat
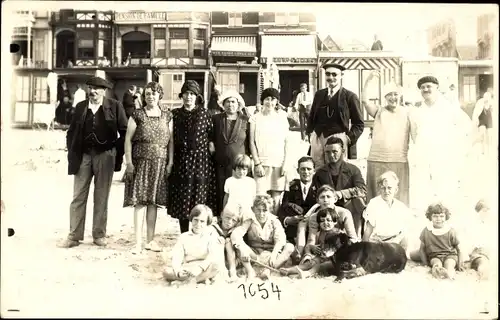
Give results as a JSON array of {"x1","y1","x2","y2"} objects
[
  {"x1": 382, "y1": 82, "x2": 402, "y2": 98},
  {"x1": 219, "y1": 89, "x2": 246, "y2": 109}
]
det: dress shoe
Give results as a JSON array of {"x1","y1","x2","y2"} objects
[
  {"x1": 93, "y1": 238, "x2": 107, "y2": 247},
  {"x1": 57, "y1": 239, "x2": 80, "y2": 248}
]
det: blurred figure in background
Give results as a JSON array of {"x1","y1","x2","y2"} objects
[{"x1": 472, "y1": 88, "x2": 494, "y2": 157}]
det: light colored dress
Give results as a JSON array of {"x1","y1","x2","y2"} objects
[
  {"x1": 170, "y1": 229, "x2": 223, "y2": 277},
  {"x1": 251, "y1": 109, "x2": 289, "y2": 194},
  {"x1": 123, "y1": 107, "x2": 171, "y2": 207},
  {"x1": 224, "y1": 176, "x2": 256, "y2": 211}
]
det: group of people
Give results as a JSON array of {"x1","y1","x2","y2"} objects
[{"x1": 56, "y1": 61, "x2": 493, "y2": 284}]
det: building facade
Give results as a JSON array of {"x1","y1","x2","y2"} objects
[
  {"x1": 210, "y1": 11, "x2": 260, "y2": 106},
  {"x1": 11, "y1": 10, "x2": 54, "y2": 126},
  {"x1": 258, "y1": 12, "x2": 318, "y2": 107},
  {"x1": 427, "y1": 15, "x2": 494, "y2": 110},
  {"x1": 151, "y1": 11, "x2": 212, "y2": 109}
]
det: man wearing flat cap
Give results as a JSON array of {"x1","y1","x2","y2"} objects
[
  {"x1": 306, "y1": 63, "x2": 364, "y2": 168},
  {"x1": 59, "y1": 76, "x2": 128, "y2": 248},
  {"x1": 411, "y1": 75, "x2": 472, "y2": 213}
]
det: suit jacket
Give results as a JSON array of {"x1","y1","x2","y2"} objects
[
  {"x1": 212, "y1": 112, "x2": 251, "y2": 169},
  {"x1": 66, "y1": 98, "x2": 128, "y2": 175},
  {"x1": 279, "y1": 179, "x2": 317, "y2": 217},
  {"x1": 311, "y1": 161, "x2": 367, "y2": 208},
  {"x1": 306, "y1": 87, "x2": 364, "y2": 159},
  {"x1": 122, "y1": 90, "x2": 136, "y2": 119}
]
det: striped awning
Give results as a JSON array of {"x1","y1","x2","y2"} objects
[
  {"x1": 322, "y1": 57, "x2": 399, "y2": 70},
  {"x1": 211, "y1": 36, "x2": 257, "y2": 57}
]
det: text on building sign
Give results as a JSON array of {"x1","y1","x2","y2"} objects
[
  {"x1": 115, "y1": 12, "x2": 166, "y2": 21},
  {"x1": 261, "y1": 57, "x2": 316, "y2": 64}
]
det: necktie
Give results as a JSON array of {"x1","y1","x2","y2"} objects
[
  {"x1": 303, "y1": 186, "x2": 307, "y2": 199},
  {"x1": 328, "y1": 88, "x2": 333, "y2": 98}
]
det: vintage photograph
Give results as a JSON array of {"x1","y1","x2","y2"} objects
[{"x1": 1, "y1": 1, "x2": 498, "y2": 318}]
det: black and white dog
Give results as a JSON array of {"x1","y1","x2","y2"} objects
[{"x1": 324, "y1": 233, "x2": 407, "y2": 282}]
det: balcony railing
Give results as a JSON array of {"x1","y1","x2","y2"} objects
[{"x1": 14, "y1": 60, "x2": 49, "y2": 69}]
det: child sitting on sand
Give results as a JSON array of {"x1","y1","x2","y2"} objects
[
  {"x1": 280, "y1": 207, "x2": 341, "y2": 279},
  {"x1": 413, "y1": 202, "x2": 464, "y2": 280},
  {"x1": 231, "y1": 195, "x2": 295, "y2": 280},
  {"x1": 362, "y1": 171, "x2": 410, "y2": 250},
  {"x1": 163, "y1": 205, "x2": 224, "y2": 285},
  {"x1": 210, "y1": 205, "x2": 252, "y2": 281},
  {"x1": 466, "y1": 199, "x2": 492, "y2": 280}
]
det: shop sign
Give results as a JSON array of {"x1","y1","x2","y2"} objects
[
  {"x1": 114, "y1": 12, "x2": 166, "y2": 24},
  {"x1": 260, "y1": 57, "x2": 317, "y2": 64},
  {"x1": 212, "y1": 50, "x2": 255, "y2": 57}
]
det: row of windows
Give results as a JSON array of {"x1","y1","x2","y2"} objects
[{"x1": 16, "y1": 76, "x2": 49, "y2": 102}]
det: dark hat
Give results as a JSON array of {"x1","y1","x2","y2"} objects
[
  {"x1": 281, "y1": 202, "x2": 304, "y2": 217},
  {"x1": 417, "y1": 76, "x2": 439, "y2": 88},
  {"x1": 322, "y1": 63, "x2": 346, "y2": 71},
  {"x1": 86, "y1": 76, "x2": 113, "y2": 89},
  {"x1": 260, "y1": 87, "x2": 280, "y2": 103},
  {"x1": 179, "y1": 80, "x2": 202, "y2": 98}
]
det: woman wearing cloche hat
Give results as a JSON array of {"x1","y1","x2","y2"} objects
[
  {"x1": 168, "y1": 80, "x2": 217, "y2": 233},
  {"x1": 249, "y1": 87, "x2": 291, "y2": 214},
  {"x1": 211, "y1": 89, "x2": 252, "y2": 214}
]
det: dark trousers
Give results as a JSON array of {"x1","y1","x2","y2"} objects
[
  {"x1": 299, "y1": 111, "x2": 309, "y2": 140},
  {"x1": 343, "y1": 197, "x2": 366, "y2": 239},
  {"x1": 68, "y1": 148, "x2": 116, "y2": 241}
]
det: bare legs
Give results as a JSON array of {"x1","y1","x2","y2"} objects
[
  {"x1": 269, "y1": 191, "x2": 282, "y2": 215},
  {"x1": 132, "y1": 204, "x2": 160, "y2": 254}
]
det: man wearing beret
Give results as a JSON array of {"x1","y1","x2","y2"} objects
[
  {"x1": 59, "y1": 76, "x2": 128, "y2": 248},
  {"x1": 306, "y1": 63, "x2": 364, "y2": 168},
  {"x1": 412, "y1": 75, "x2": 472, "y2": 213}
]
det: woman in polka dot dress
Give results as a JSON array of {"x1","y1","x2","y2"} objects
[
  {"x1": 169, "y1": 80, "x2": 217, "y2": 233},
  {"x1": 124, "y1": 82, "x2": 173, "y2": 254}
]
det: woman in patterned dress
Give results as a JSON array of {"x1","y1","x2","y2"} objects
[
  {"x1": 169, "y1": 80, "x2": 217, "y2": 233},
  {"x1": 124, "y1": 82, "x2": 173, "y2": 255}
]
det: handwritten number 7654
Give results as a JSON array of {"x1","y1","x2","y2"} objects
[{"x1": 238, "y1": 282, "x2": 281, "y2": 300}]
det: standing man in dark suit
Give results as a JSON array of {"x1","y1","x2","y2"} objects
[
  {"x1": 122, "y1": 85, "x2": 137, "y2": 119},
  {"x1": 311, "y1": 136, "x2": 367, "y2": 238},
  {"x1": 278, "y1": 156, "x2": 317, "y2": 245},
  {"x1": 58, "y1": 76, "x2": 128, "y2": 248},
  {"x1": 306, "y1": 63, "x2": 364, "y2": 168}
]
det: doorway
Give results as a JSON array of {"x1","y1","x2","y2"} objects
[
  {"x1": 122, "y1": 31, "x2": 151, "y2": 64},
  {"x1": 56, "y1": 30, "x2": 75, "y2": 68},
  {"x1": 278, "y1": 70, "x2": 309, "y2": 106},
  {"x1": 185, "y1": 72, "x2": 205, "y2": 95},
  {"x1": 478, "y1": 74, "x2": 493, "y2": 96},
  {"x1": 239, "y1": 72, "x2": 258, "y2": 106}
]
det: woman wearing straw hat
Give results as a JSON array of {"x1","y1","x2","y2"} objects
[
  {"x1": 169, "y1": 80, "x2": 217, "y2": 233},
  {"x1": 361, "y1": 70, "x2": 417, "y2": 207},
  {"x1": 212, "y1": 89, "x2": 252, "y2": 214}
]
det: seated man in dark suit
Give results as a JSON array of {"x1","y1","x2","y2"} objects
[
  {"x1": 311, "y1": 136, "x2": 367, "y2": 238},
  {"x1": 278, "y1": 156, "x2": 318, "y2": 246}
]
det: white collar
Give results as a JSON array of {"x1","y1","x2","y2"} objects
[
  {"x1": 300, "y1": 181, "x2": 312, "y2": 189},
  {"x1": 328, "y1": 85, "x2": 341, "y2": 96},
  {"x1": 426, "y1": 223, "x2": 451, "y2": 235}
]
